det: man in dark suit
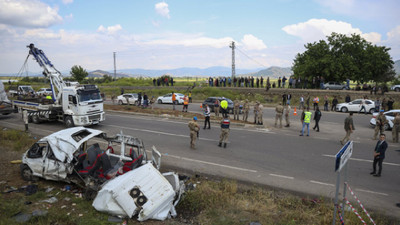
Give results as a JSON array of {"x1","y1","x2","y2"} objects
[{"x1": 370, "y1": 133, "x2": 388, "y2": 177}]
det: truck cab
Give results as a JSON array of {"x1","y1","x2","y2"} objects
[{"x1": 62, "y1": 84, "x2": 105, "y2": 127}]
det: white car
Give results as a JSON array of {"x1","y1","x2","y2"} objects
[
  {"x1": 157, "y1": 93, "x2": 185, "y2": 104},
  {"x1": 370, "y1": 109, "x2": 400, "y2": 130},
  {"x1": 391, "y1": 85, "x2": 400, "y2": 92},
  {"x1": 117, "y1": 93, "x2": 138, "y2": 105},
  {"x1": 37, "y1": 88, "x2": 52, "y2": 96},
  {"x1": 336, "y1": 99, "x2": 376, "y2": 114}
]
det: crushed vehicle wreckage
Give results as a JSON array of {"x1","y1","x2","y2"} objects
[{"x1": 20, "y1": 127, "x2": 185, "y2": 221}]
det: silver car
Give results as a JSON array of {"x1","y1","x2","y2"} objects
[{"x1": 323, "y1": 82, "x2": 349, "y2": 90}]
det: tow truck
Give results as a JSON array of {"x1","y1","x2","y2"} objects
[{"x1": 12, "y1": 44, "x2": 105, "y2": 127}]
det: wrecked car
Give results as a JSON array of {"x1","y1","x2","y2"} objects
[
  {"x1": 20, "y1": 127, "x2": 148, "y2": 191},
  {"x1": 20, "y1": 127, "x2": 185, "y2": 221}
]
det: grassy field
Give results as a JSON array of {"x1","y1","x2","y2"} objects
[{"x1": 0, "y1": 117, "x2": 398, "y2": 224}]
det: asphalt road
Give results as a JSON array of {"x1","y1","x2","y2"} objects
[{"x1": 1, "y1": 106, "x2": 399, "y2": 219}]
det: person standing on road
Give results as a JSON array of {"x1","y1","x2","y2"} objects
[
  {"x1": 331, "y1": 96, "x2": 338, "y2": 111},
  {"x1": 284, "y1": 104, "x2": 291, "y2": 127},
  {"x1": 218, "y1": 115, "x2": 230, "y2": 148},
  {"x1": 370, "y1": 134, "x2": 388, "y2": 177},
  {"x1": 323, "y1": 95, "x2": 329, "y2": 111},
  {"x1": 313, "y1": 96, "x2": 319, "y2": 111},
  {"x1": 188, "y1": 116, "x2": 200, "y2": 149},
  {"x1": 203, "y1": 104, "x2": 211, "y2": 129},
  {"x1": 171, "y1": 92, "x2": 176, "y2": 110},
  {"x1": 220, "y1": 99, "x2": 228, "y2": 118},
  {"x1": 275, "y1": 102, "x2": 284, "y2": 128},
  {"x1": 137, "y1": 92, "x2": 142, "y2": 107},
  {"x1": 22, "y1": 110, "x2": 29, "y2": 132},
  {"x1": 214, "y1": 98, "x2": 220, "y2": 117},
  {"x1": 392, "y1": 113, "x2": 400, "y2": 143},
  {"x1": 257, "y1": 102, "x2": 264, "y2": 125},
  {"x1": 233, "y1": 99, "x2": 240, "y2": 120},
  {"x1": 306, "y1": 93, "x2": 311, "y2": 108},
  {"x1": 300, "y1": 107, "x2": 312, "y2": 136},
  {"x1": 359, "y1": 97, "x2": 367, "y2": 114},
  {"x1": 188, "y1": 91, "x2": 192, "y2": 103},
  {"x1": 341, "y1": 112, "x2": 354, "y2": 145},
  {"x1": 374, "y1": 110, "x2": 388, "y2": 140},
  {"x1": 254, "y1": 102, "x2": 259, "y2": 124},
  {"x1": 287, "y1": 93, "x2": 292, "y2": 105},
  {"x1": 242, "y1": 99, "x2": 250, "y2": 122},
  {"x1": 313, "y1": 106, "x2": 321, "y2": 132},
  {"x1": 299, "y1": 95, "x2": 305, "y2": 110},
  {"x1": 182, "y1": 95, "x2": 189, "y2": 112},
  {"x1": 282, "y1": 93, "x2": 287, "y2": 106}
]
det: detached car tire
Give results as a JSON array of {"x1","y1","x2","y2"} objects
[{"x1": 64, "y1": 116, "x2": 74, "y2": 128}]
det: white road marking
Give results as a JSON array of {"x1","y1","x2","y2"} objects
[
  {"x1": 107, "y1": 124, "x2": 219, "y2": 142},
  {"x1": 322, "y1": 154, "x2": 400, "y2": 167},
  {"x1": 355, "y1": 188, "x2": 388, "y2": 196},
  {"x1": 310, "y1": 180, "x2": 334, "y2": 186},
  {"x1": 269, "y1": 173, "x2": 294, "y2": 179},
  {"x1": 166, "y1": 154, "x2": 258, "y2": 173}
]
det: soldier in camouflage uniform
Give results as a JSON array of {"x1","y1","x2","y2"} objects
[
  {"x1": 254, "y1": 102, "x2": 259, "y2": 124},
  {"x1": 374, "y1": 110, "x2": 388, "y2": 140},
  {"x1": 284, "y1": 104, "x2": 291, "y2": 127},
  {"x1": 218, "y1": 115, "x2": 230, "y2": 148},
  {"x1": 242, "y1": 99, "x2": 250, "y2": 122},
  {"x1": 392, "y1": 112, "x2": 400, "y2": 143},
  {"x1": 188, "y1": 116, "x2": 200, "y2": 149},
  {"x1": 257, "y1": 102, "x2": 263, "y2": 125},
  {"x1": 275, "y1": 102, "x2": 284, "y2": 128},
  {"x1": 234, "y1": 99, "x2": 240, "y2": 120}
]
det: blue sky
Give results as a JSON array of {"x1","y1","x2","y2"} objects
[{"x1": 0, "y1": 0, "x2": 399, "y2": 74}]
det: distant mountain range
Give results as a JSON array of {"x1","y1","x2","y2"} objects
[{"x1": 2, "y1": 60, "x2": 399, "y2": 78}]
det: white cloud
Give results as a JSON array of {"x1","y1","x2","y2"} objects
[
  {"x1": 282, "y1": 18, "x2": 381, "y2": 44},
  {"x1": 62, "y1": 0, "x2": 73, "y2": 4},
  {"x1": 0, "y1": 0, "x2": 62, "y2": 28},
  {"x1": 24, "y1": 28, "x2": 61, "y2": 39},
  {"x1": 155, "y1": 2, "x2": 170, "y2": 19},
  {"x1": 241, "y1": 34, "x2": 267, "y2": 50},
  {"x1": 384, "y1": 26, "x2": 400, "y2": 59},
  {"x1": 97, "y1": 24, "x2": 122, "y2": 35}
]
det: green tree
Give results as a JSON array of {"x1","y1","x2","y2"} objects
[
  {"x1": 292, "y1": 32, "x2": 395, "y2": 85},
  {"x1": 70, "y1": 65, "x2": 88, "y2": 83}
]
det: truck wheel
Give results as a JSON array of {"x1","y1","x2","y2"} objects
[
  {"x1": 64, "y1": 116, "x2": 74, "y2": 128},
  {"x1": 32, "y1": 115, "x2": 40, "y2": 124},
  {"x1": 21, "y1": 164, "x2": 34, "y2": 181}
]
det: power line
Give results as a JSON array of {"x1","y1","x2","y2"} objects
[{"x1": 235, "y1": 47, "x2": 269, "y2": 69}]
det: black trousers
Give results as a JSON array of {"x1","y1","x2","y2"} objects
[
  {"x1": 204, "y1": 116, "x2": 210, "y2": 128},
  {"x1": 373, "y1": 157, "x2": 384, "y2": 175},
  {"x1": 313, "y1": 119, "x2": 320, "y2": 131}
]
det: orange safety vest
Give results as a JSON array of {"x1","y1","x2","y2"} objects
[
  {"x1": 313, "y1": 97, "x2": 319, "y2": 103},
  {"x1": 172, "y1": 94, "x2": 176, "y2": 101},
  {"x1": 184, "y1": 97, "x2": 189, "y2": 105}
]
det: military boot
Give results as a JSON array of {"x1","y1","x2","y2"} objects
[
  {"x1": 218, "y1": 142, "x2": 222, "y2": 147},
  {"x1": 224, "y1": 143, "x2": 227, "y2": 148}
]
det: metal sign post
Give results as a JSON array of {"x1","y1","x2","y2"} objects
[{"x1": 332, "y1": 141, "x2": 353, "y2": 225}]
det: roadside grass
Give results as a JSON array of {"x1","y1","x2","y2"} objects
[
  {"x1": 178, "y1": 178, "x2": 393, "y2": 225},
  {"x1": 0, "y1": 128, "x2": 36, "y2": 152}
]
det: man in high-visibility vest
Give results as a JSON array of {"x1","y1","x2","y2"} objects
[
  {"x1": 300, "y1": 107, "x2": 312, "y2": 136},
  {"x1": 182, "y1": 95, "x2": 189, "y2": 112},
  {"x1": 220, "y1": 99, "x2": 228, "y2": 118},
  {"x1": 172, "y1": 92, "x2": 176, "y2": 110}
]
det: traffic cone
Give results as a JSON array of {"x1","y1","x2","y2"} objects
[{"x1": 293, "y1": 107, "x2": 297, "y2": 116}]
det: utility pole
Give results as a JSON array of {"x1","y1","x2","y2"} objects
[
  {"x1": 229, "y1": 41, "x2": 235, "y2": 79},
  {"x1": 113, "y1": 52, "x2": 116, "y2": 80}
]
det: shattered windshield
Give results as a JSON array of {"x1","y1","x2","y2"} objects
[{"x1": 78, "y1": 90, "x2": 102, "y2": 102}]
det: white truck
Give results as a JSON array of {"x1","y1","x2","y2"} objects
[{"x1": 13, "y1": 44, "x2": 105, "y2": 127}]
